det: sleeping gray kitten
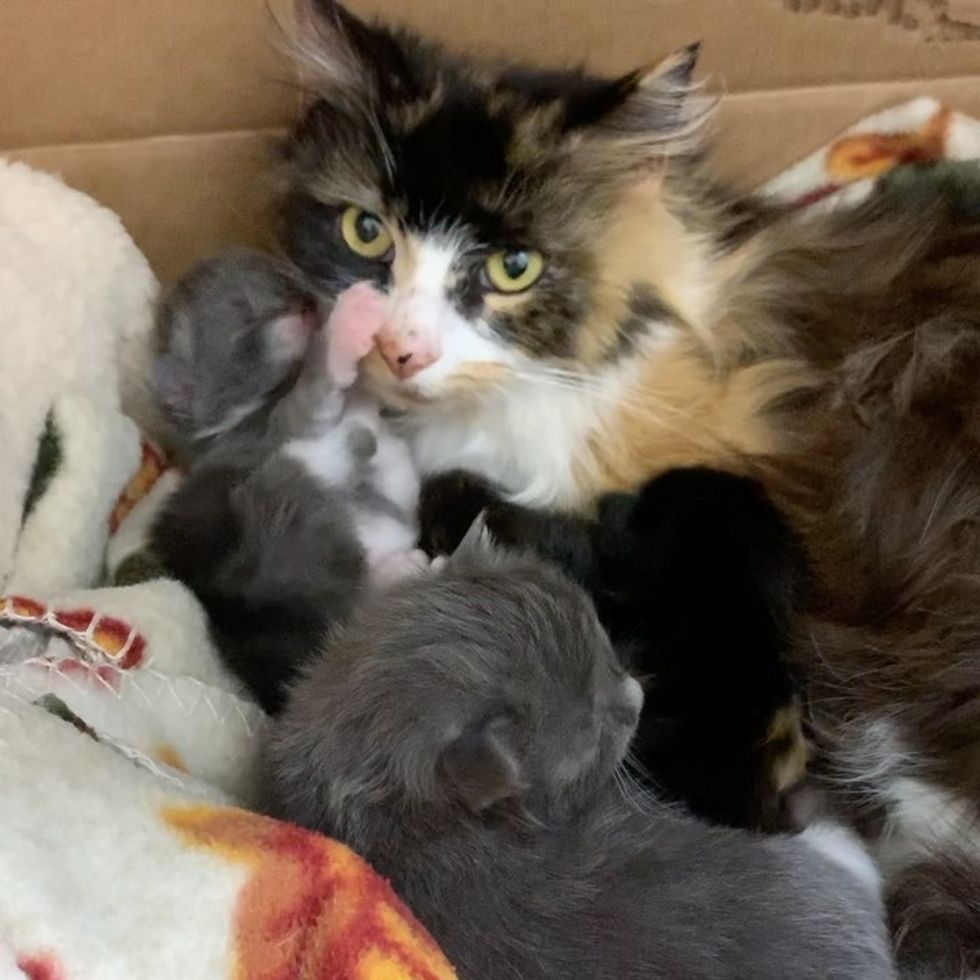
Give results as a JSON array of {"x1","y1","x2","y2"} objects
[
  {"x1": 265, "y1": 529, "x2": 896, "y2": 980},
  {"x1": 151, "y1": 249, "x2": 426, "y2": 713}
]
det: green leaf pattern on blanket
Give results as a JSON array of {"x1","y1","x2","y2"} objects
[
  {"x1": 33, "y1": 693, "x2": 99, "y2": 741},
  {"x1": 21, "y1": 412, "x2": 62, "y2": 522},
  {"x1": 880, "y1": 160, "x2": 980, "y2": 218},
  {"x1": 113, "y1": 548, "x2": 169, "y2": 587}
]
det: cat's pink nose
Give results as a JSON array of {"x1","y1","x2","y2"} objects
[{"x1": 376, "y1": 327, "x2": 440, "y2": 380}]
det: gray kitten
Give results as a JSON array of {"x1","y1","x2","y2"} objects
[
  {"x1": 265, "y1": 531, "x2": 896, "y2": 980},
  {"x1": 151, "y1": 249, "x2": 424, "y2": 713}
]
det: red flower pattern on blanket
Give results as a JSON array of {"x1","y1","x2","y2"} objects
[
  {"x1": 163, "y1": 805, "x2": 457, "y2": 980},
  {"x1": 16, "y1": 952, "x2": 67, "y2": 980}
]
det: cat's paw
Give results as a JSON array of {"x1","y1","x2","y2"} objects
[{"x1": 327, "y1": 282, "x2": 388, "y2": 388}]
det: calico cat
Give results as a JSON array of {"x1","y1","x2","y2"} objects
[
  {"x1": 419, "y1": 466, "x2": 811, "y2": 833},
  {"x1": 151, "y1": 248, "x2": 426, "y2": 712},
  {"x1": 265, "y1": 533, "x2": 895, "y2": 980},
  {"x1": 278, "y1": 3, "x2": 980, "y2": 965}
]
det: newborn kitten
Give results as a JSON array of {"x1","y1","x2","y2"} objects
[
  {"x1": 151, "y1": 249, "x2": 423, "y2": 712},
  {"x1": 265, "y1": 532, "x2": 894, "y2": 980},
  {"x1": 419, "y1": 467, "x2": 811, "y2": 833}
]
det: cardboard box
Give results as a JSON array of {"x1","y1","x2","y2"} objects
[{"x1": 4, "y1": 0, "x2": 978, "y2": 282}]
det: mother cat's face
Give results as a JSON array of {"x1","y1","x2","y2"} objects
[{"x1": 282, "y1": 1, "x2": 705, "y2": 407}]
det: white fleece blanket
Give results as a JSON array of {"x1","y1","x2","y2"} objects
[{"x1": 0, "y1": 159, "x2": 457, "y2": 980}]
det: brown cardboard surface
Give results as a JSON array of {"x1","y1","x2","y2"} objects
[
  {"x1": 3, "y1": 1, "x2": 980, "y2": 279},
  {"x1": 9, "y1": 75, "x2": 979, "y2": 284},
  {"x1": 0, "y1": 0, "x2": 297, "y2": 150},
  {"x1": 3, "y1": 1, "x2": 979, "y2": 152},
  {"x1": 12, "y1": 131, "x2": 285, "y2": 284},
  {"x1": 346, "y1": 0, "x2": 980, "y2": 91}
]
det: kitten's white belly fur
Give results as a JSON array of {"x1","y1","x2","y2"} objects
[{"x1": 283, "y1": 389, "x2": 421, "y2": 572}]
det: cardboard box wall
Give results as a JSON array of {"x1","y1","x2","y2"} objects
[{"x1": 4, "y1": 0, "x2": 979, "y2": 283}]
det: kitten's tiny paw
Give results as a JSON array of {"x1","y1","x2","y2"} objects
[{"x1": 327, "y1": 283, "x2": 387, "y2": 387}]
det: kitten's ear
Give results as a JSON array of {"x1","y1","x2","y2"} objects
[
  {"x1": 291, "y1": 0, "x2": 419, "y2": 109},
  {"x1": 153, "y1": 357, "x2": 194, "y2": 423},
  {"x1": 454, "y1": 511, "x2": 496, "y2": 557},
  {"x1": 579, "y1": 43, "x2": 711, "y2": 165},
  {"x1": 439, "y1": 715, "x2": 526, "y2": 813},
  {"x1": 267, "y1": 309, "x2": 317, "y2": 368}
]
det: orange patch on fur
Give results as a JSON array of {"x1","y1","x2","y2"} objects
[
  {"x1": 573, "y1": 177, "x2": 705, "y2": 365},
  {"x1": 764, "y1": 702, "x2": 811, "y2": 794},
  {"x1": 571, "y1": 344, "x2": 815, "y2": 506}
]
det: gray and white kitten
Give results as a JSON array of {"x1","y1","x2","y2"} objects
[
  {"x1": 265, "y1": 532, "x2": 896, "y2": 980},
  {"x1": 151, "y1": 248, "x2": 425, "y2": 713}
]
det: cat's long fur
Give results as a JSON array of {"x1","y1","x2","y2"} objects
[
  {"x1": 279, "y1": 4, "x2": 980, "y2": 966},
  {"x1": 266, "y1": 542, "x2": 894, "y2": 980}
]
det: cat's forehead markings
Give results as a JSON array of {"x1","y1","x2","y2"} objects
[
  {"x1": 507, "y1": 104, "x2": 566, "y2": 168},
  {"x1": 392, "y1": 79, "x2": 448, "y2": 131},
  {"x1": 392, "y1": 233, "x2": 463, "y2": 293}
]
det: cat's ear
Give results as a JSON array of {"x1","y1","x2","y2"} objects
[
  {"x1": 577, "y1": 43, "x2": 712, "y2": 166},
  {"x1": 291, "y1": 0, "x2": 419, "y2": 110},
  {"x1": 439, "y1": 715, "x2": 526, "y2": 813}
]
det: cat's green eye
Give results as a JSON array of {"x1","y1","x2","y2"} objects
[
  {"x1": 341, "y1": 206, "x2": 393, "y2": 260},
  {"x1": 484, "y1": 249, "x2": 544, "y2": 293}
]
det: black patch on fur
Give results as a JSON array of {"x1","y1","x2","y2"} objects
[
  {"x1": 608, "y1": 282, "x2": 677, "y2": 360},
  {"x1": 397, "y1": 95, "x2": 512, "y2": 231},
  {"x1": 497, "y1": 67, "x2": 631, "y2": 132},
  {"x1": 280, "y1": 191, "x2": 391, "y2": 294}
]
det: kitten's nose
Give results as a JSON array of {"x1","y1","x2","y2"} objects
[{"x1": 376, "y1": 326, "x2": 440, "y2": 380}]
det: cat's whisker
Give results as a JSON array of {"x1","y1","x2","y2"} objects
[{"x1": 512, "y1": 369, "x2": 735, "y2": 454}]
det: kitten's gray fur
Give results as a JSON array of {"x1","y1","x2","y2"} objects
[
  {"x1": 154, "y1": 247, "x2": 375, "y2": 467},
  {"x1": 265, "y1": 534, "x2": 896, "y2": 980},
  {"x1": 151, "y1": 248, "x2": 418, "y2": 712}
]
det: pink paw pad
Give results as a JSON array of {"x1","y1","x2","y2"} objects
[{"x1": 327, "y1": 282, "x2": 388, "y2": 388}]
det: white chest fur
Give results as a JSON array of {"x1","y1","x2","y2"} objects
[{"x1": 399, "y1": 376, "x2": 615, "y2": 510}]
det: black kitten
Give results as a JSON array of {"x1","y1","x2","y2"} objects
[
  {"x1": 265, "y1": 536, "x2": 893, "y2": 980},
  {"x1": 418, "y1": 466, "x2": 810, "y2": 832}
]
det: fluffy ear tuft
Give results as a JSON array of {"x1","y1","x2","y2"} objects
[
  {"x1": 439, "y1": 715, "x2": 526, "y2": 813},
  {"x1": 575, "y1": 43, "x2": 713, "y2": 168},
  {"x1": 289, "y1": 0, "x2": 375, "y2": 107},
  {"x1": 289, "y1": 0, "x2": 424, "y2": 110}
]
